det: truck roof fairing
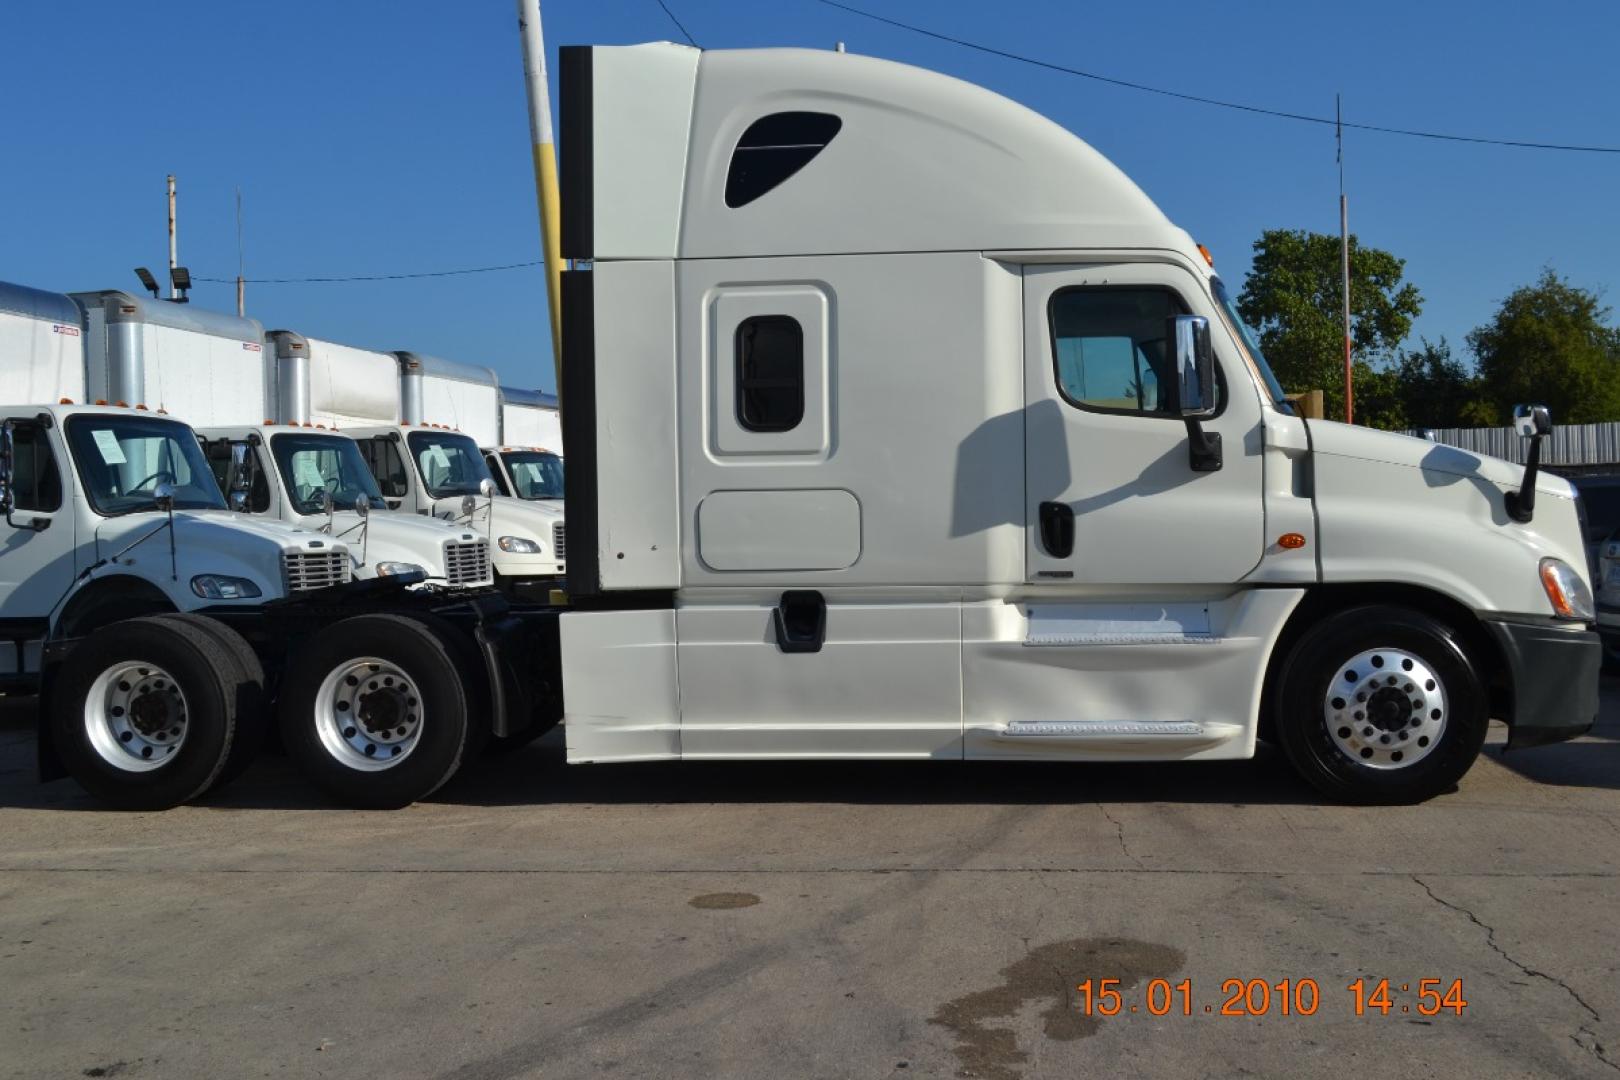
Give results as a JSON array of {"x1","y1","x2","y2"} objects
[{"x1": 560, "y1": 43, "x2": 1191, "y2": 263}]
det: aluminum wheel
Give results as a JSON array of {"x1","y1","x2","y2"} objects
[
  {"x1": 1323, "y1": 647, "x2": 1447, "y2": 770},
  {"x1": 313, "y1": 657, "x2": 425, "y2": 771},
  {"x1": 84, "y1": 661, "x2": 189, "y2": 773}
]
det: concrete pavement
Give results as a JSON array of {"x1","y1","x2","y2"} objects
[{"x1": 1, "y1": 685, "x2": 1617, "y2": 1079}]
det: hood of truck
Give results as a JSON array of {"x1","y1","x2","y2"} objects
[
  {"x1": 312, "y1": 510, "x2": 491, "y2": 584},
  {"x1": 93, "y1": 510, "x2": 348, "y2": 601},
  {"x1": 1307, "y1": 419, "x2": 1589, "y2": 615},
  {"x1": 1307, "y1": 420, "x2": 1575, "y2": 500},
  {"x1": 427, "y1": 495, "x2": 565, "y2": 571}
]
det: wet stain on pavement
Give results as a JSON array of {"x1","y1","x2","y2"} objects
[
  {"x1": 930, "y1": 937, "x2": 1184, "y2": 1080},
  {"x1": 687, "y1": 892, "x2": 761, "y2": 909}
]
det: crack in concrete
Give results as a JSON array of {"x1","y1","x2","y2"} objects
[
  {"x1": 1413, "y1": 875, "x2": 1619, "y2": 1074},
  {"x1": 1097, "y1": 804, "x2": 1141, "y2": 868}
]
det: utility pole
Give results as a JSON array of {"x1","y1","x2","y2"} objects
[
  {"x1": 236, "y1": 186, "x2": 246, "y2": 317},
  {"x1": 1337, "y1": 96, "x2": 1353, "y2": 424},
  {"x1": 167, "y1": 174, "x2": 179, "y2": 300},
  {"x1": 515, "y1": 0, "x2": 564, "y2": 404}
]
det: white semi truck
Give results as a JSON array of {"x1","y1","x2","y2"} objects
[
  {"x1": 21, "y1": 45, "x2": 1602, "y2": 812},
  {"x1": 269, "y1": 332, "x2": 568, "y2": 592},
  {"x1": 545, "y1": 43, "x2": 1599, "y2": 806}
]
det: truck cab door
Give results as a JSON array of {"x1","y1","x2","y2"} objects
[
  {"x1": 1023, "y1": 263, "x2": 1265, "y2": 585},
  {"x1": 0, "y1": 421, "x2": 72, "y2": 676}
]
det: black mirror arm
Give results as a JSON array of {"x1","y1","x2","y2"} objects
[
  {"x1": 1506, "y1": 435, "x2": 1542, "y2": 524},
  {"x1": 1185, "y1": 418, "x2": 1223, "y2": 473}
]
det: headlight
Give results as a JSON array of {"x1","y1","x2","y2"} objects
[
  {"x1": 190, "y1": 574, "x2": 262, "y2": 600},
  {"x1": 376, "y1": 561, "x2": 427, "y2": 577},
  {"x1": 498, "y1": 535, "x2": 542, "y2": 554},
  {"x1": 1539, "y1": 558, "x2": 1594, "y2": 621}
]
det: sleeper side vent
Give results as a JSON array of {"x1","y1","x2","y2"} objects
[{"x1": 724, "y1": 112, "x2": 842, "y2": 209}]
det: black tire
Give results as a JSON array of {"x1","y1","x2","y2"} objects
[
  {"x1": 278, "y1": 613, "x2": 470, "y2": 809},
  {"x1": 153, "y1": 614, "x2": 267, "y2": 790},
  {"x1": 49, "y1": 617, "x2": 240, "y2": 810},
  {"x1": 1274, "y1": 605, "x2": 1489, "y2": 804}
]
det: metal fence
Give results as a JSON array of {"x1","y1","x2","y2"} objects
[{"x1": 1408, "y1": 422, "x2": 1620, "y2": 468}]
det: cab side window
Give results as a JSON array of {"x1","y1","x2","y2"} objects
[
  {"x1": 1049, "y1": 288, "x2": 1192, "y2": 417},
  {"x1": 358, "y1": 437, "x2": 409, "y2": 498},
  {"x1": 10, "y1": 424, "x2": 62, "y2": 512}
]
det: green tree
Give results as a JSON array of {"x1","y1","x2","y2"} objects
[
  {"x1": 1236, "y1": 229, "x2": 1423, "y2": 421},
  {"x1": 1468, "y1": 268, "x2": 1620, "y2": 424},
  {"x1": 1352, "y1": 361, "x2": 1408, "y2": 431},
  {"x1": 1392, "y1": 337, "x2": 1491, "y2": 429}
]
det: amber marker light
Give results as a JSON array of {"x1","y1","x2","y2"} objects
[
  {"x1": 1278, "y1": 533, "x2": 1307, "y2": 549},
  {"x1": 1197, "y1": 243, "x2": 1215, "y2": 267}
]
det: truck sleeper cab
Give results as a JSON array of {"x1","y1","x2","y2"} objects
[
  {"x1": 349, "y1": 424, "x2": 566, "y2": 591},
  {"x1": 552, "y1": 43, "x2": 1600, "y2": 805},
  {"x1": 198, "y1": 424, "x2": 494, "y2": 588}
]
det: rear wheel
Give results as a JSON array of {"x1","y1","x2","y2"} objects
[
  {"x1": 50, "y1": 617, "x2": 242, "y2": 809},
  {"x1": 1274, "y1": 605, "x2": 1489, "y2": 804},
  {"x1": 278, "y1": 614, "x2": 470, "y2": 809}
]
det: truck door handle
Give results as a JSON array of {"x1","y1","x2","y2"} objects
[
  {"x1": 772, "y1": 590, "x2": 826, "y2": 653},
  {"x1": 1039, "y1": 502, "x2": 1074, "y2": 559}
]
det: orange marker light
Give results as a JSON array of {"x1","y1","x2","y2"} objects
[
  {"x1": 1197, "y1": 243, "x2": 1215, "y2": 267},
  {"x1": 1278, "y1": 533, "x2": 1307, "y2": 550}
]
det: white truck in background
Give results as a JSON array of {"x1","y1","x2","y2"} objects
[
  {"x1": 268, "y1": 332, "x2": 567, "y2": 592},
  {"x1": 1, "y1": 281, "x2": 549, "y2": 812},
  {"x1": 486, "y1": 386, "x2": 565, "y2": 505},
  {"x1": 63, "y1": 300, "x2": 497, "y2": 588}
]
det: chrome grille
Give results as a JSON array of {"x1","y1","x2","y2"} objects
[
  {"x1": 444, "y1": 539, "x2": 492, "y2": 585},
  {"x1": 552, "y1": 523, "x2": 566, "y2": 561},
  {"x1": 283, "y1": 550, "x2": 351, "y2": 592}
]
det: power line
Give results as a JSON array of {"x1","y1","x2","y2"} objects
[
  {"x1": 196, "y1": 260, "x2": 542, "y2": 284},
  {"x1": 814, "y1": 0, "x2": 1620, "y2": 154},
  {"x1": 654, "y1": 0, "x2": 698, "y2": 47}
]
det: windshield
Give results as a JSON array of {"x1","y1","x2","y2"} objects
[
  {"x1": 65, "y1": 414, "x2": 227, "y2": 516},
  {"x1": 270, "y1": 433, "x2": 387, "y2": 514},
  {"x1": 1211, "y1": 277, "x2": 1292, "y2": 413},
  {"x1": 406, "y1": 430, "x2": 495, "y2": 498},
  {"x1": 499, "y1": 451, "x2": 565, "y2": 500}
]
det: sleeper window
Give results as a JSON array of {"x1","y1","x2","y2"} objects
[
  {"x1": 735, "y1": 315, "x2": 804, "y2": 433},
  {"x1": 1049, "y1": 288, "x2": 1189, "y2": 417}
]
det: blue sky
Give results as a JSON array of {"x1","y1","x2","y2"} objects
[{"x1": 5, "y1": 1, "x2": 1617, "y2": 392}]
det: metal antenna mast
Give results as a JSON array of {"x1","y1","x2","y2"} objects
[{"x1": 1338, "y1": 94, "x2": 1353, "y2": 424}]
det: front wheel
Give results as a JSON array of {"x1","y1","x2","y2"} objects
[
  {"x1": 1274, "y1": 605, "x2": 1489, "y2": 804},
  {"x1": 49, "y1": 617, "x2": 243, "y2": 809},
  {"x1": 278, "y1": 614, "x2": 471, "y2": 809}
]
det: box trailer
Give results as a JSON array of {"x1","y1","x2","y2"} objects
[{"x1": 499, "y1": 386, "x2": 561, "y2": 450}]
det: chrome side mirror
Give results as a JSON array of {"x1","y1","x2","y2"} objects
[
  {"x1": 479, "y1": 477, "x2": 497, "y2": 499},
  {"x1": 1513, "y1": 403, "x2": 1552, "y2": 438},
  {"x1": 1506, "y1": 404, "x2": 1552, "y2": 524},
  {"x1": 313, "y1": 489, "x2": 333, "y2": 514},
  {"x1": 354, "y1": 493, "x2": 370, "y2": 518},
  {"x1": 1169, "y1": 315, "x2": 1217, "y2": 419},
  {"x1": 460, "y1": 495, "x2": 479, "y2": 518},
  {"x1": 228, "y1": 490, "x2": 248, "y2": 512},
  {"x1": 153, "y1": 480, "x2": 176, "y2": 512}
]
